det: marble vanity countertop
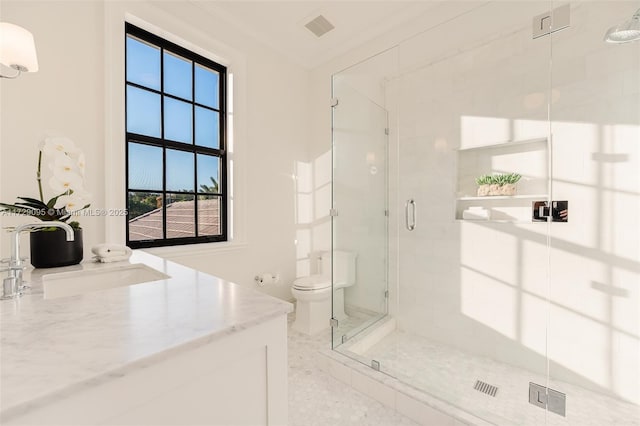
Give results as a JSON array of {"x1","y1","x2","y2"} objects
[{"x1": 0, "y1": 250, "x2": 293, "y2": 420}]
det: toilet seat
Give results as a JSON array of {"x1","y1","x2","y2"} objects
[{"x1": 292, "y1": 274, "x2": 331, "y2": 291}]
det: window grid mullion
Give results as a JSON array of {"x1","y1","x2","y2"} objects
[
  {"x1": 125, "y1": 81, "x2": 223, "y2": 113},
  {"x1": 126, "y1": 23, "x2": 226, "y2": 74},
  {"x1": 192, "y1": 59, "x2": 199, "y2": 237},
  {"x1": 160, "y1": 46, "x2": 167, "y2": 240},
  {"x1": 125, "y1": 35, "x2": 131, "y2": 246},
  {"x1": 220, "y1": 69, "x2": 227, "y2": 239},
  {"x1": 126, "y1": 133, "x2": 224, "y2": 156}
]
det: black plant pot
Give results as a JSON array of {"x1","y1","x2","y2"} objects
[{"x1": 30, "y1": 228, "x2": 83, "y2": 268}]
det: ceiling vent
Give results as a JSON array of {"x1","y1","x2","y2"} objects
[{"x1": 304, "y1": 15, "x2": 335, "y2": 38}]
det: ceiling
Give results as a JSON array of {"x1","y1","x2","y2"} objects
[{"x1": 190, "y1": 1, "x2": 439, "y2": 69}]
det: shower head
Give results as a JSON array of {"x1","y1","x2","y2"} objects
[{"x1": 604, "y1": 8, "x2": 640, "y2": 43}]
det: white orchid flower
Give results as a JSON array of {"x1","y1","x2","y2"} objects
[
  {"x1": 54, "y1": 193, "x2": 89, "y2": 212},
  {"x1": 42, "y1": 137, "x2": 78, "y2": 157},
  {"x1": 49, "y1": 172, "x2": 83, "y2": 194},
  {"x1": 76, "y1": 153, "x2": 86, "y2": 176},
  {"x1": 51, "y1": 154, "x2": 78, "y2": 177}
]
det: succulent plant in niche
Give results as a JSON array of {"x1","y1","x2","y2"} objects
[
  {"x1": 475, "y1": 174, "x2": 492, "y2": 196},
  {"x1": 475, "y1": 173, "x2": 521, "y2": 196},
  {"x1": 500, "y1": 173, "x2": 522, "y2": 196}
]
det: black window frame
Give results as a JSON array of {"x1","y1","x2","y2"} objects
[{"x1": 125, "y1": 23, "x2": 227, "y2": 249}]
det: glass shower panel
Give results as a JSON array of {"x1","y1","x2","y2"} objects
[
  {"x1": 384, "y1": 2, "x2": 554, "y2": 424},
  {"x1": 548, "y1": 1, "x2": 640, "y2": 424},
  {"x1": 331, "y1": 74, "x2": 389, "y2": 352}
]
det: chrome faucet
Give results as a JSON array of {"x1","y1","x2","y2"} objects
[{"x1": 1, "y1": 222, "x2": 74, "y2": 300}]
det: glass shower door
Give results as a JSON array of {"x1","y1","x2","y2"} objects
[
  {"x1": 384, "y1": 2, "x2": 555, "y2": 424},
  {"x1": 331, "y1": 74, "x2": 389, "y2": 352}
]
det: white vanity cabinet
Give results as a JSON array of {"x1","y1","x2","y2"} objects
[
  {"x1": 5, "y1": 316, "x2": 287, "y2": 426},
  {"x1": 0, "y1": 252, "x2": 292, "y2": 426}
]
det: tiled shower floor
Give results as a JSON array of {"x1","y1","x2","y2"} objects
[{"x1": 352, "y1": 328, "x2": 640, "y2": 426}]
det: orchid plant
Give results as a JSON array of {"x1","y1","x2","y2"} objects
[{"x1": 0, "y1": 137, "x2": 91, "y2": 228}]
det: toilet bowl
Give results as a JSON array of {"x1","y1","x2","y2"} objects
[{"x1": 291, "y1": 250, "x2": 357, "y2": 335}]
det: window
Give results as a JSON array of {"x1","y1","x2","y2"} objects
[{"x1": 125, "y1": 23, "x2": 227, "y2": 248}]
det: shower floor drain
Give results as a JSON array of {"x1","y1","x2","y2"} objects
[{"x1": 474, "y1": 380, "x2": 498, "y2": 397}]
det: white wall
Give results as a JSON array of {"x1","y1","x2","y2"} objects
[
  {"x1": 309, "y1": 0, "x2": 640, "y2": 410},
  {"x1": 0, "y1": 0, "x2": 310, "y2": 301},
  {"x1": 0, "y1": 1, "x2": 106, "y2": 266}
]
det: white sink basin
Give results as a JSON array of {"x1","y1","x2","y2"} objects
[{"x1": 42, "y1": 264, "x2": 171, "y2": 299}]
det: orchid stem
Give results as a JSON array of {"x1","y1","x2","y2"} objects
[{"x1": 37, "y1": 150, "x2": 44, "y2": 202}]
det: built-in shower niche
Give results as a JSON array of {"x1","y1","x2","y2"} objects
[{"x1": 454, "y1": 137, "x2": 549, "y2": 223}]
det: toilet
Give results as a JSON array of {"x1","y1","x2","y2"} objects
[{"x1": 291, "y1": 250, "x2": 357, "y2": 335}]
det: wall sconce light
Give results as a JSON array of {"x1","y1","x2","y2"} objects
[{"x1": 0, "y1": 22, "x2": 39, "y2": 79}]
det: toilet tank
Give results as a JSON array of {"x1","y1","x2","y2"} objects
[{"x1": 329, "y1": 250, "x2": 357, "y2": 288}]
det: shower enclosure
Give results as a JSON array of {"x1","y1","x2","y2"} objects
[{"x1": 330, "y1": 1, "x2": 640, "y2": 425}]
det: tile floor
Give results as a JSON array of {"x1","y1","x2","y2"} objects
[
  {"x1": 289, "y1": 310, "x2": 640, "y2": 426},
  {"x1": 353, "y1": 329, "x2": 640, "y2": 426},
  {"x1": 287, "y1": 313, "x2": 418, "y2": 426}
]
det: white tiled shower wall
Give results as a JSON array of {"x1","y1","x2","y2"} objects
[{"x1": 387, "y1": 1, "x2": 639, "y2": 406}]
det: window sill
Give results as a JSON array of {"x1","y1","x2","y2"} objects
[{"x1": 140, "y1": 240, "x2": 248, "y2": 259}]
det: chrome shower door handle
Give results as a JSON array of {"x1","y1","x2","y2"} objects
[{"x1": 405, "y1": 199, "x2": 416, "y2": 231}]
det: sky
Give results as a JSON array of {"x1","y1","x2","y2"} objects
[{"x1": 128, "y1": 143, "x2": 220, "y2": 193}]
